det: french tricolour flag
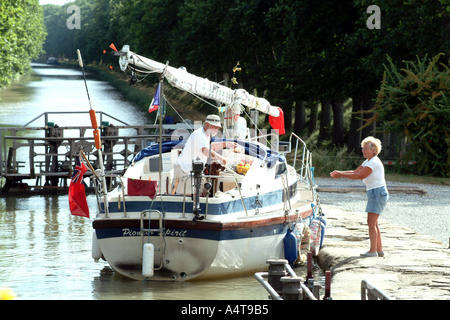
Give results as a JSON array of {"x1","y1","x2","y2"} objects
[{"x1": 148, "y1": 83, "x2": 161, "y2": 113}]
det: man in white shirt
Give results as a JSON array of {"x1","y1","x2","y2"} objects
[{"x1": 172, "y1": 114, "x2": 236, "y2": 194}]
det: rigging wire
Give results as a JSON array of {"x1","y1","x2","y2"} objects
[{"x1": 126, "y1": 65, "x2": 277, "y2": 150}]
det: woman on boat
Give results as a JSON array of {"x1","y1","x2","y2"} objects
[{"x1": 330, "y1": 136, "x2": 389, "y2": 257}]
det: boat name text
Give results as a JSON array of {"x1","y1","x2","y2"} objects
[{"x1": 122, "y1": 228, "x2": 188, "y2": 237}]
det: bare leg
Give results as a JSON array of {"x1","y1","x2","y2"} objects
[
  {"x1": 375, "y1": 222, "x2": 382, "y2": 253},
  {"x1": 367, "y1": 212, "x2": 381, "y2": 253}
]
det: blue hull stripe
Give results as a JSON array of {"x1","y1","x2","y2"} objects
[{"x1": 103, "y1": 189, "x2": 284, "y2": 215}]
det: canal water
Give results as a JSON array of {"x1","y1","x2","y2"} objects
[{"x1": 0, "y1": 64, "x2": 307, "y2": 300}]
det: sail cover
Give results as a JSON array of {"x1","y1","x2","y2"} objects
[{"x1": 118, "y1": 45, "x2": 281, "y2": 118}]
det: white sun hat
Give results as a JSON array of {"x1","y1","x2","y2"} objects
[{"x1": 204, "y1": 114, "x2": 222, "y2": 128}]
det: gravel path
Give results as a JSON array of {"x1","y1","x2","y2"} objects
[{"x1": 314, "y1": 177, "x2": 450, "y2": 247}]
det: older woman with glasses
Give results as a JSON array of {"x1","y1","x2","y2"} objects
[{"x1": 330, "y1": 136, "x2": 389, "y2": 257}]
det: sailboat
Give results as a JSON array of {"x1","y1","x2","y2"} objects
[{"x1": 89, "y1": 45, "x2": 324, "y2": 281}]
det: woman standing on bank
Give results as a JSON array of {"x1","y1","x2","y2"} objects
[{"x1": 330, "y1": 136, "x2": 389, "y2": 257}]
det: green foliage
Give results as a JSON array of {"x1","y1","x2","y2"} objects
[
  {"x1": 372, "y1": 53, "x2": 449, "y2": 177},
  {"x1": 37, "y1": 0, "x2": 449, "y2": 176},
  {"x1": 0, "y1": 0, "x2": 47, "y2": 87}
]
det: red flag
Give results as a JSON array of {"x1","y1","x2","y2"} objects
[
  {"x1": 127, "y1": 178, "x2": 157, "y2": 199},
  {"x1": 148, "y1": 83, "x2": 161, "y2": 113},
  {"x1": 69, "y1": 156, "x2": 90, "y2": 217},
  {"x1": 269, "y1": 107, "x2": 285, "y2": 135}
]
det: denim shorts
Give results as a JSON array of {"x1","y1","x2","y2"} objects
[{"x1": 366, "y1": 186, "x2": 389, "y2": 214}]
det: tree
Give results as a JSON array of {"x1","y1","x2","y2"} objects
[
  {"x1": 0, "y1": 0, "x2": 47, "y2": 87},
  {"x1": 346, "y1": 0, "x2": 449, "y2": 151},
  {"x1": 266, "y1": 0, "x2": 358, "y2": 145},
  {"x1": 39, "y1": 0, "x2": 449, "y2": 160},
  {"x1": 366, "y1": 53, "x2": 449, "y2": 176}
]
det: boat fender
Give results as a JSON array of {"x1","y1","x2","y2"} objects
[
  {"x1": 293, "y1": 224, "x2": 310, "y2": 265},
  {"x1": 92, "y1": 231, "x2": 102, "y2": 262},
  {"x1": 299, "y1": 226, "x2": 311, "y2": 264},
  {"x1": 310, "y1": 216, "x2": 326, "y2": 256},
  {"x1": 318, "y1": 216, "x2": 326, "y2": 248},
  {"x1": 283, "y1": 227, "x2": 298, "y2": 266},
  {"x1": 142, "y1": 243, "x2": 154, "y2": 278}
]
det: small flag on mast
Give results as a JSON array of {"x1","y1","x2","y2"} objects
[
  {"x1": 109, "y1": 43, "x2": 118, "y2": 52},
  {"x1": 148, "y1": 83, "x2": 161, "y2": 113}
]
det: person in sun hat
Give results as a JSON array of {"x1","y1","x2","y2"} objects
[
  {"x1": 330, "y1": 136, "x2": 389, "y2": 258},
  {"x1": 172, "y1": 114, "x2": 236, "y2": 194}
]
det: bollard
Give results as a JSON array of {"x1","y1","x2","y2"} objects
[
  {"x1": 313, "y1": 283, "x2": 322, "y2": 299},
  {"x1": 281, "y1": 276, "x2": 302, "y2": 300},
  {"x1": 267, "y1": 259, "x2": 288, "y2": 295}
]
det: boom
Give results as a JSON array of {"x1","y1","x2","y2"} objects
[{"x1": 117, "y1": 45, "x2": 280, "y2": 118}]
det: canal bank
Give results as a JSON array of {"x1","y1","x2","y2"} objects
[
  {"x1": 317, "y1": 205, "x2": 450, "y2": 300},
  {"x1": 315, "y1": 177, "x2": 450, "y2": 300},
  {"x1": 59, "y1": 60, "x2": 209, "y2": 123}
]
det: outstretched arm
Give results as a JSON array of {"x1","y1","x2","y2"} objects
[
  {"x1": 201, "y1": 147, "x2": 228, "y2": 165},
  {"x1": 211, "y1": 141, "x2": 237, "y2": 151},
  {"x1": 330, "y1": 165, "x2": 372, "y2": 180}
]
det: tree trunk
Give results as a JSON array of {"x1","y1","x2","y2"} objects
[
  {"x1": 285, "y1": 105, "x2": 293, "y2": 133},
  {"x1": 331, "y1": 97, "x2": 344, "y2": 147},
  {"x1": 293, "y1": 100, "x2": 306, "y2": 135},
  {"x1": 361, "y1": 91, "x2": 376, "y2": 138},
  {"x1": 347, "y1": 94, "x2": 362, "y2": 153},
  {"x1": 308, "y1": 103, "x2": 319, "y2": 136},
  {"x1": 319, "y1": 99, "x2": 332, "y2": 142}
]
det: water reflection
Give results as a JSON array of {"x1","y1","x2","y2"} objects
[
  {"x1": 0, "y1": 195, "x2": 97, "y2": 299},
  {"x1": 1, "y1": 193, "x2": 310, "y2": 300}
]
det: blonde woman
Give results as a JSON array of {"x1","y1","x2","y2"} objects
[{"x1": 330, "y1": 136, "x2": 389, "y2": 257}]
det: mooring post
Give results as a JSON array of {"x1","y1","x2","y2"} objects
[
  {"x1": 305, "y1": 251, "x2": 314, "y2": 291},
  {"x1": 266, "y1": 259, "x2": 287, "y2": 295},
  {"x1": 324, "y1": 270, "x2": 332, "y2": 300},
  {"x1": 306, "y1": 251, "x2": 313, "y2": 280}
]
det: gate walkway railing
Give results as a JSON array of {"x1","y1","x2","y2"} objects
[{"x1": 0, "y1": 111, "x2": 169, "y2": 190}]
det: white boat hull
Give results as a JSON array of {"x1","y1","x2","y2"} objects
[
  {"x1": 91, "y1": 133, "x2": 319, "y2": 281},
  {"x1": 93, "y1": 202, "x2": 313, "y2": 281}
]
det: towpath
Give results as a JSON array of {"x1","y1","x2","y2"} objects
[
  {"x1": 317, "y1": 204, "x2": 450, "y2": 300},
  {"x1": 314, "y1": 176, "x2": 449, "y2": 300}
]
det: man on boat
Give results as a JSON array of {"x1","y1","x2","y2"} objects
[{"x1": 172, "y1": 114, "x2": 236, "y2": 194}]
